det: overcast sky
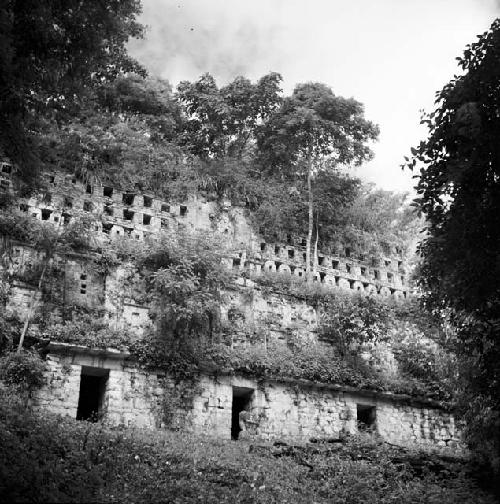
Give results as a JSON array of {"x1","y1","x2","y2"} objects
[{"x1": 128, "y1": 0, "x2": 500, "y2": 193}]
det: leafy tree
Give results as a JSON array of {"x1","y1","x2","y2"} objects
[
  {"x1": 0, "y1": 0, "x2": 144, "y2": 182},
  {"x1": 406, "y1": 19, "x2": 500, "y2": 480},
  {"x1": 258, "y1": 83, "x2": 379, "y2": 276},
  {"x1": 177, "y1": 72, "x2": 282, "y2": 159}
]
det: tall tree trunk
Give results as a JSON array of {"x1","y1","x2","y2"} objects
[
  {"x1": 313, "y1": 211, "x2": 319, "y2": 275},
  {"x1": 305, "y1": 155, "x2": 314, "y2": 281},
  {"x1": 17, "y1": 258, "x2": 49, "y2": 353}
]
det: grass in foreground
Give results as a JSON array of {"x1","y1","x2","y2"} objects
[{"x1": 0, "y1": 390, "x2": 495, "y2": 503}]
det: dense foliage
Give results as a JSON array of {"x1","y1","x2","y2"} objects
[
  {"x1": 0, "y1": 0, "x2": 145, "y2": 183},
  {"x1": 0, "y1": 390, "x2": 494, "y2": 503},
  {"x1": 407, "y1": 19, "x2": 500, "y2": 479}
]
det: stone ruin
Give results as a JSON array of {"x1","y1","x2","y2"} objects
[{"x1": 0, "y1": 163, "x2": 462, "y2": 453}]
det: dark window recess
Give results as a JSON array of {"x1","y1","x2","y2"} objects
[
  {"x1": 303, "y1": 252, "x2": 306, "y2": 261},
  {"x1": 231, "y1": 387, "x2": 254, "y2": 440},
  {"x1": 403, "y1": 291, "x2": 407, "y2": 299},
  {"x1": 76, "y1": 367, "x2": 109, "y2": 422},
  {"x1": 301, "y1": 238, "x2": 307, "y2": 246},
  {"x1": 233, "y1": 258, "x2": 241, "y2": 268},
  {"x1": 319, "y1": 272, "x2": 326, "y2": 282},
  {"x1": 385, "y1": 260, "x2": 391, "y2": 267},
  {"x1": 124, "y1": 227, "x2": 133, "y2": 236},
  {"x1": 400, "y1": 275, "x2": 405, "y2": 282},
  {"x1": 104, "y1": 204, "x2": 113, "y2": 216},
  {"x1": 398, "y1": 260, "x2": 403, "y2": 268},
  {"x1": 64, "y1": 197, "x2": 73, "y2": 208},
  {"x1": 374, "y1": 270, "x2": 380, "y2": 280},
  {"x1": 102, "y1": 223, "x2": 113, "y2": 234},
  {"x1": 41, "y1": 209, "x2": 52, "y2": 221},
  {"x1": 1, "y1": 164, "x2": 12, "y2": 174},
  {"x1": 80, "y1": 283, "x2": 87, "y2": 294},
  {"x1": 357, "y1": 404, "x2": 376, "y2": 429},
  {"x1": 349, "y1": 279, "x2": 355, "y2": 289},
  {"x1": 288, "y1": 249, "x2": 294, "y2": 259},
  {"x1": 53, "y1": 216, "x2": 59, "y2": 222},
  {"x1": 332, "y1": 260, "x2": 339, "y2": 269},
  {"x1": 260, "y1": 243, "x2": 266, "y2": 252},
  {"x1": 286, "y1": 234, "x2": 292, "y2": 244},
  {"x1": 143, "y1": 196, "x2": 153, "y2": 208},
  {"x1": 161, "y1": 218, "x2": 168, "y2": 229},
  {"x1": 274, "y1": 245, "x2": 280, "y2": 255},
  {"x1": 180, "y1": 205, "x2": 188, "y2": 216},
  {"x1": 361, "y1": 267, "x2": 366, "y2": 275},
  {"x1": 387, "y1": 273, "x2": 393, "y2": 283},
  {"x1": 161, "y1": 204, "x2": 170, "y2": 213},
  {"x1": 103, "y1": 187, "x2": 113, "y2": 197},
  {"x1": 123, "y1": 209, "x2": 134, "y2": 221},
  {"x1": 71, "y1": 178, "x2": 77, "y2": 184},
  {"x1": 48, "y1": 175, "x2": 55, "y2": 183},
  {"x1": 62, "y1": 213, "x2": 71, "y2": 225},
  {"x1": 143, "y1": 214, "x2": 152, "y2": 225},
  {"x1": 43, "y1": 193, "x2": 52, "y2": 204},
  {"x1": 86, "y1": 184, "x2": 92, "y2": 194},
  {"x1": 123, "y1": 193, "x2": 135, "y2": 205},
  {"x1": 19, "y1": 204, "x2": 28, "y2": 212},
  {"x1": 345, "y1": 248, "x2": 351, "y2": 257},
  {"x1": 80, "y1": 274, "x2": 87, "y2": 281},
  {"x1": 296, "y1": 270, "x2": 303, "y2": 277},
  {"x1": 318, "y1": 256, "x2": 324, "y2": 266},
  {"x1": 83, "y1": 201, "x2": 92, "y2": 212},
  {"x1": 346, "y1": 264, "x2": 351, "y2": 273}
]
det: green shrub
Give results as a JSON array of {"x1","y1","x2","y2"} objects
[{"x1": 0, "y1": 351, "x2": 46, "y2": 392}]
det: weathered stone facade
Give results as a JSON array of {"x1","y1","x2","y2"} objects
[
  {"x1": 2, "y1": 164, "x2": 458, "y2": 453},
  {"x1": 33, "y1": 344, "x2": 462, "y2": 453},
  {"x1": 2, "y1": 166, "x2": 411, "y2": 299}
]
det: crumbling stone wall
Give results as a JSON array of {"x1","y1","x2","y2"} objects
[
  {"x1": 33, "y1": 346, "x2": 462, "y2": 454},
  {"x1": 2, "y1": 166, "x2": 411, "y2": 299}
]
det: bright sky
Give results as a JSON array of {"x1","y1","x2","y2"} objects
[{"x1": 129, "y1": 0, "x2": 500, "y2": 193}]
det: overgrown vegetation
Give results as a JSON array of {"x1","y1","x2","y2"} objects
[
  {"x1": 0, "y1": 390, "x2": 494, "y2": 503},
  {"x1": 406, "y1": 18, "x2": 500, "y2": 481}
]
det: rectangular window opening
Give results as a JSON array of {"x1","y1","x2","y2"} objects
[
  {"x1": 86, "y1": 184, "x2": 92, "y2": 194},
  {"x1": 318, "y1": 256, "x2": 324, "y2": 266},
  {"x1": 180, "y1": 205, "x2": 188, "y2": 216},
  {"x1": 83, "y1": 201, "x2": 92, "y2": 212},
  {"x1": 103, "y1": 187, "x2": 113, "y2": 198},
  {"x1": 104, "y1": 204, "x2": 113, "y2": 216},
  {"x1": 143, "y1": 214, "x2": 152, "y2": 225},
  {"x1": 123, "y1": 193, "x2": 135, "y2": 205},
  {"x1": 288, "y1": 249, "x2": 294, "y2": 259},
  {"x1": 260, "y1": 243, "x2": 266, "y2": 252},
  {"x1": 41, "y1": 209, "x2": 52, "y2": 221},
  {"x1": 332, "y1": 260, "x2": 339, "y2": 269},
  {"x1": 143, "y1": 196, "x2": 153, "y2": 208},
  {"x1": 357, "y1": 404, "x2": 376, "y2": 430},
  {"x1": 123, "y1": 209, "x2": 134, "y2": 221},
  {"x1": 161, "y1": 204, "x2": 170, "y2": 213}
]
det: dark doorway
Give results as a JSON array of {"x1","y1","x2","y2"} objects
[
  {"x1": 357, "y1": 404, "x2": 376, "y2": 430},
  {"x1": 231, "y1": 387, "x2": 254, "y2": 440},
  {"x1": 76, "y1": 367, "x2": 109, "y2": 421}
]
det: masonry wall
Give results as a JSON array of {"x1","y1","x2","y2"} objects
[
  {"x1": 2, "y1": 166, "x2": 412, "y2": 299},
  {"x1": 34, "y1": 349, "x2": 462, "y2": 454}
]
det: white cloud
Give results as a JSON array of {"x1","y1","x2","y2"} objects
[{"x1": 129, "y1": 0, "x2": 500, "y2": 192}]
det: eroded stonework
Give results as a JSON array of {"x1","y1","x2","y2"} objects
[{"x1": 33, "y1": 344, "x2": 462, "y2": 453}]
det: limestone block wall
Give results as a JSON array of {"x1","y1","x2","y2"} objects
[
  {"x1": 2, "y1": 166, "x2": 412, "y2": 300},
  {"x1": 34, "y1": 346, "x2": 462, "y2": 454}
]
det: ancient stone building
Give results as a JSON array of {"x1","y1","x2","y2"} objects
[{"x1": 1, "y1": 163, "x2": 461, "y2": 453}]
